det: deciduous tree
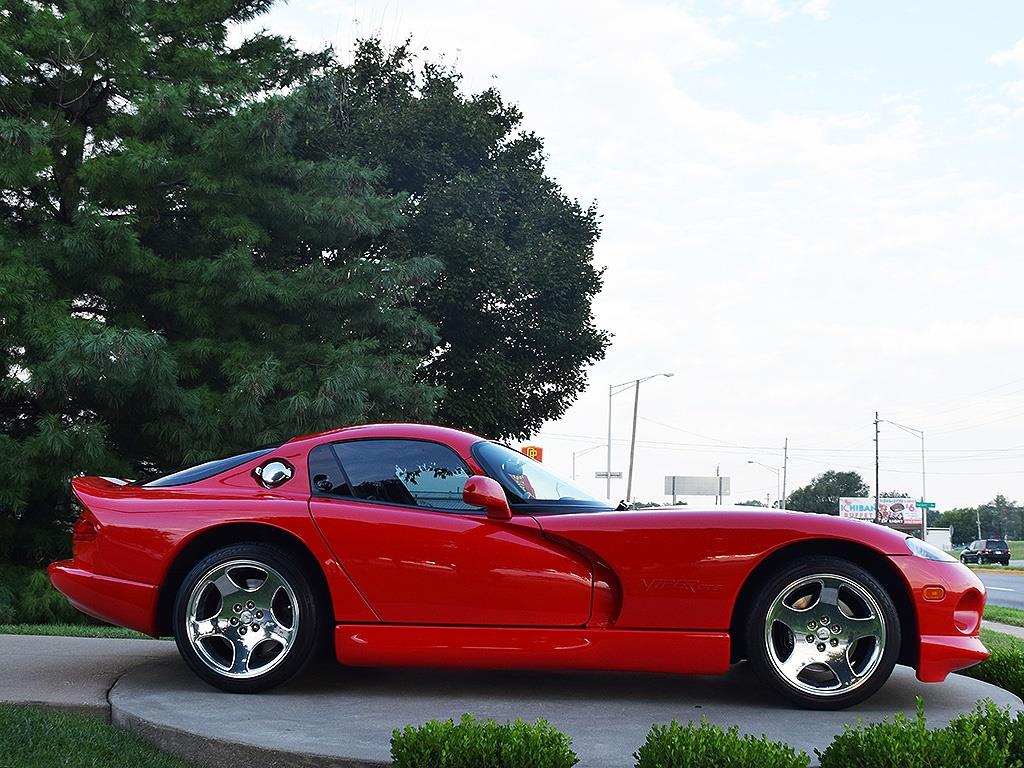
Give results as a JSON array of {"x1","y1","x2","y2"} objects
[{"x1": 786, "y1": 471, "x2": 870, "y2": 516}]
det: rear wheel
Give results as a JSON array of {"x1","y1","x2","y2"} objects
[
  {"x1": 173, "y1": 543, "x2": 322, "y2": 693},
  {"x1": 745, "y1": 556, "x2": 900, "y2": 709}
]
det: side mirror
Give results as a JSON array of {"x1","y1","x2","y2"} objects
[{"x1": 463, "y1": 475, "x2": 512, "y2": 521}]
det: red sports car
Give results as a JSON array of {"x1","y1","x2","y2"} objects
[{"x1": 49, "y1": 423, "x2": 988, "y2": 709}]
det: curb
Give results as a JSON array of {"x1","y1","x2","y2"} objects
[
  {"x1": 111, "y1": 703, "x2": 388, "y2": 768},
  {"x1": 106, "y1": 670, "x2": 388, "y2": 768}
]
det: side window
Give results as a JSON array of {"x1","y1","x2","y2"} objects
[
  {"x1": 308, "y1": 444, "x2": 352, "y2": 497},
  {"x1": 331, "y1": 439, "x2": 475, "y2": 512}
]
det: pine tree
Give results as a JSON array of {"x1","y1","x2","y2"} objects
[{"x1": 0, "y1": 2, "x2": 439, "y2": 563}]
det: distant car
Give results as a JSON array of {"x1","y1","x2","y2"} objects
[
  {"x1": 49, "y1": 423, "x2": 988, "y2": 709},
  {"x1": 960, "y1": 539, "x2": 1010, "y2": 566}
]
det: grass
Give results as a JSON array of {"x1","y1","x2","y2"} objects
[
  {"x1": 984, "y1": 605, "x2": 1024, "y2": 629},
  {"x1": 0, "y1": 703, "x2": 197, "y2": 768},
  {"x1": 968, "y1": 564, "x2": 1024, "y2": 573},
  {"x1": 0, "y1": 623, "x2": 158, "y2": 639}
]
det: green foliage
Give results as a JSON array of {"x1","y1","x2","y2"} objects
[
  {"x1": 962, "y1": 633, "x2": 1024, "y2": 701},
  {"x1": 936, "y1": 496, "x2": 1024, "y2": 546},
  {"x1": 945, "y1": 700, "x2": 1024, "y2": 767},
  {"x1": 633, "y1": 720, "x2": 808, "y2": 768},
  {"x1": 817, "y1": 699, "x2": 1009, "y2": 768},
  {"x1": 1, "y1": 10, "x2": 607, "y2": 563},
  {"x1": 311, "y1": 40, "x2": 609, "y2": 439},
  {"x1": 0, "y1": 623, "x2": 151, "y2": 638},
  {"x1": 0, "y1": 703, "x2": 197, "y2": 767},
  {"x1": 0, "y1": 564, "x2": 89, "y2": 624},
  {"x1": 0, "y1": 0, "x2": 438, "y2": 562},
  {"x1": 786, "y1": 471, "x2": 870, "y2": 515},
  {"x1": 983, "y1": 605, "x2": 1024, "y2": 629},
  {"x1": 390, "y1": 713, "x2": 578, "y2": 768}
]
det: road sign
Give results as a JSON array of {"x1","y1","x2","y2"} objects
[
  {"x1": 595, "y1": 471, "x2": 623, "y2": 479},
  {"x1": 918, "y1": 502, "x2": 936, "y2": 509}
]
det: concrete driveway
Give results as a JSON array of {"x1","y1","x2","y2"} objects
[{"x1": 3, "y1": 632, "x2": 1020, "y2": 768}]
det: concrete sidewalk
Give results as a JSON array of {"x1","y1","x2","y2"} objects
[
  {"x1": 0, "y1": 633, "x2": 176, "y2": 719},
  {"x1": 985, "y1": 620, "x2": 1024, "y2": 639}
]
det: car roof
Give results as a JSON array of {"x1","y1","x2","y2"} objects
[{"x1": 287, "y1": 422, "x2": 488, "y2": 455}]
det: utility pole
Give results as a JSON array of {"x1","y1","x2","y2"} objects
[
  {"x1": 626, "y1": 380, "x2": 640, "y2": 502},
  {"x1": 715, "y1": 464, "x2": 721, "y2": 504},
  {"x1": 874, "y1": 412, "x2": 880, "y2": 524},
  {"x1": 781, "y1": 437, "x2": 788, "y2": 510}
]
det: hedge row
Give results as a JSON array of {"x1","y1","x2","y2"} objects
[{"x1": 393, "y1": 701, "x2": 1024, "y2": 768}]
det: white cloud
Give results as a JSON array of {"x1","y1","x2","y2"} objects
[
  {"x1": 801, "y1": 0, "x2": 831, "y2": 20},
  {"x1": 727, "y1": 0, "x2": 830, "y2": 22},
  {"x1": 990, "y1": 38, "x2": 1024, "y2": 66},
  {"x1": 246, "y1": 0, "x2": 1024, "y2": 508}
]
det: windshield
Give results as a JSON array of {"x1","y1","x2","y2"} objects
[{"x1": 474, "y1": 442, "x2": 602, "y2": 503}]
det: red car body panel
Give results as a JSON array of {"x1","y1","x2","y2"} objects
[{"x1": 48, "y1": 423, "x2": 988, "y2": 683}]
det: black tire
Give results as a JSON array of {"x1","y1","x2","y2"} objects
[
  {"x1": 173, "y1": 542, "x2": 323, "y2": 693},
  {"x1": 745, "y1": 556, "x2": 901, "y2": 710}
]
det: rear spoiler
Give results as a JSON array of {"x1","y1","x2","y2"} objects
[
  {"x1": 71, "y1": 476, "x2": 133, "y2": 496},
  {"x1": 70, "y1": 475, "x2": 140, "y2": 518}
]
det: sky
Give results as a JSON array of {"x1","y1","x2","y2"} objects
[{"x1": 244, "y1": 0, "x2": 1024, "y2": 510}]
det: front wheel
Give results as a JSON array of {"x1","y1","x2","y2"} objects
[
  {"x1": 745, "y1": 556, "x2": 900, "y2": 709},
  {"x1": 173, "y1": 543, "x2": 323, "y2": 693}
]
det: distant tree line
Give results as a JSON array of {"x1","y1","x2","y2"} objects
[{"x1": 781, "y1": 472, "x2": 1019, "y2": 547}]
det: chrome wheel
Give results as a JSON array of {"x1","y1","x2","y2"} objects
[
  {"x1": 185, "y1": 559, "x2": 299, "y2": 679},
  {"x1": 763, "y1": 573, "x2": 885, "y2": 698}
]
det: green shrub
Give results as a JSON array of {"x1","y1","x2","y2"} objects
[
  {"x1": 817, "y1": 699, "x2": 1008, "y2": 768},
  {"x1": 962, "y1": 642, "x2": 1024, "y2": 701},
  {"x1": 0, "y1": 563, "x2": 91, "y2": 625},
  {"x1": 391, "y1": 713, "x2": 577, "y2": 768},
  {"x1": 945, "y1": 699, "x2": 1024, "y2": 766},
  {"x1": 633, "y1": 720, "x2": 809, "y2": 768}
]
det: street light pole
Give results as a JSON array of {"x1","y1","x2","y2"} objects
[
  {"x1": 606, "y1": 373, "x2": 673, "y2": 502},
  {"x1": 748, "y1": 460, "x2": 781, "y2": 506},
  {"x1": 573, "y1": 444, "x2": 605, "y2": 481},
  {"x1": 880, "y1": 418, "x2": 926, "y2": 540}
]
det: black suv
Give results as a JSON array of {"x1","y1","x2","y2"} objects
[{"x1": 960, "y1": 538, "x2": 1011, "y2": 566}]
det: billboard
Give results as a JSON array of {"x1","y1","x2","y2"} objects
[
  {"x1": 839, "y1": 497, "x2": 923, "y2": 526},
  {"x1": 664, "y1": 476, "x2": 731, "y2": 496},
  {"x1": 520, "y1": 445, "x2": 543, "y2": 462}
]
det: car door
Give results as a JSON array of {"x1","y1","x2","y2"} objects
[{"x1": 307, "y1": 438, "x2": 593, "y2": 626}]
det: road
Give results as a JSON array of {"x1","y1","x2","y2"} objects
[{"x1": 978, "y1": 570, "x2": 1024, "y2": 610}]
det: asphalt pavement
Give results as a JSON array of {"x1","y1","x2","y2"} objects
[{"x1": 977, "y1": 570, "x2": 1024, "y2": 609}]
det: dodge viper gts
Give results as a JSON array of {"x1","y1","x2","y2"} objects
[{"x1": 49, "y1": 423, "x2": 988, "y2": 709}]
